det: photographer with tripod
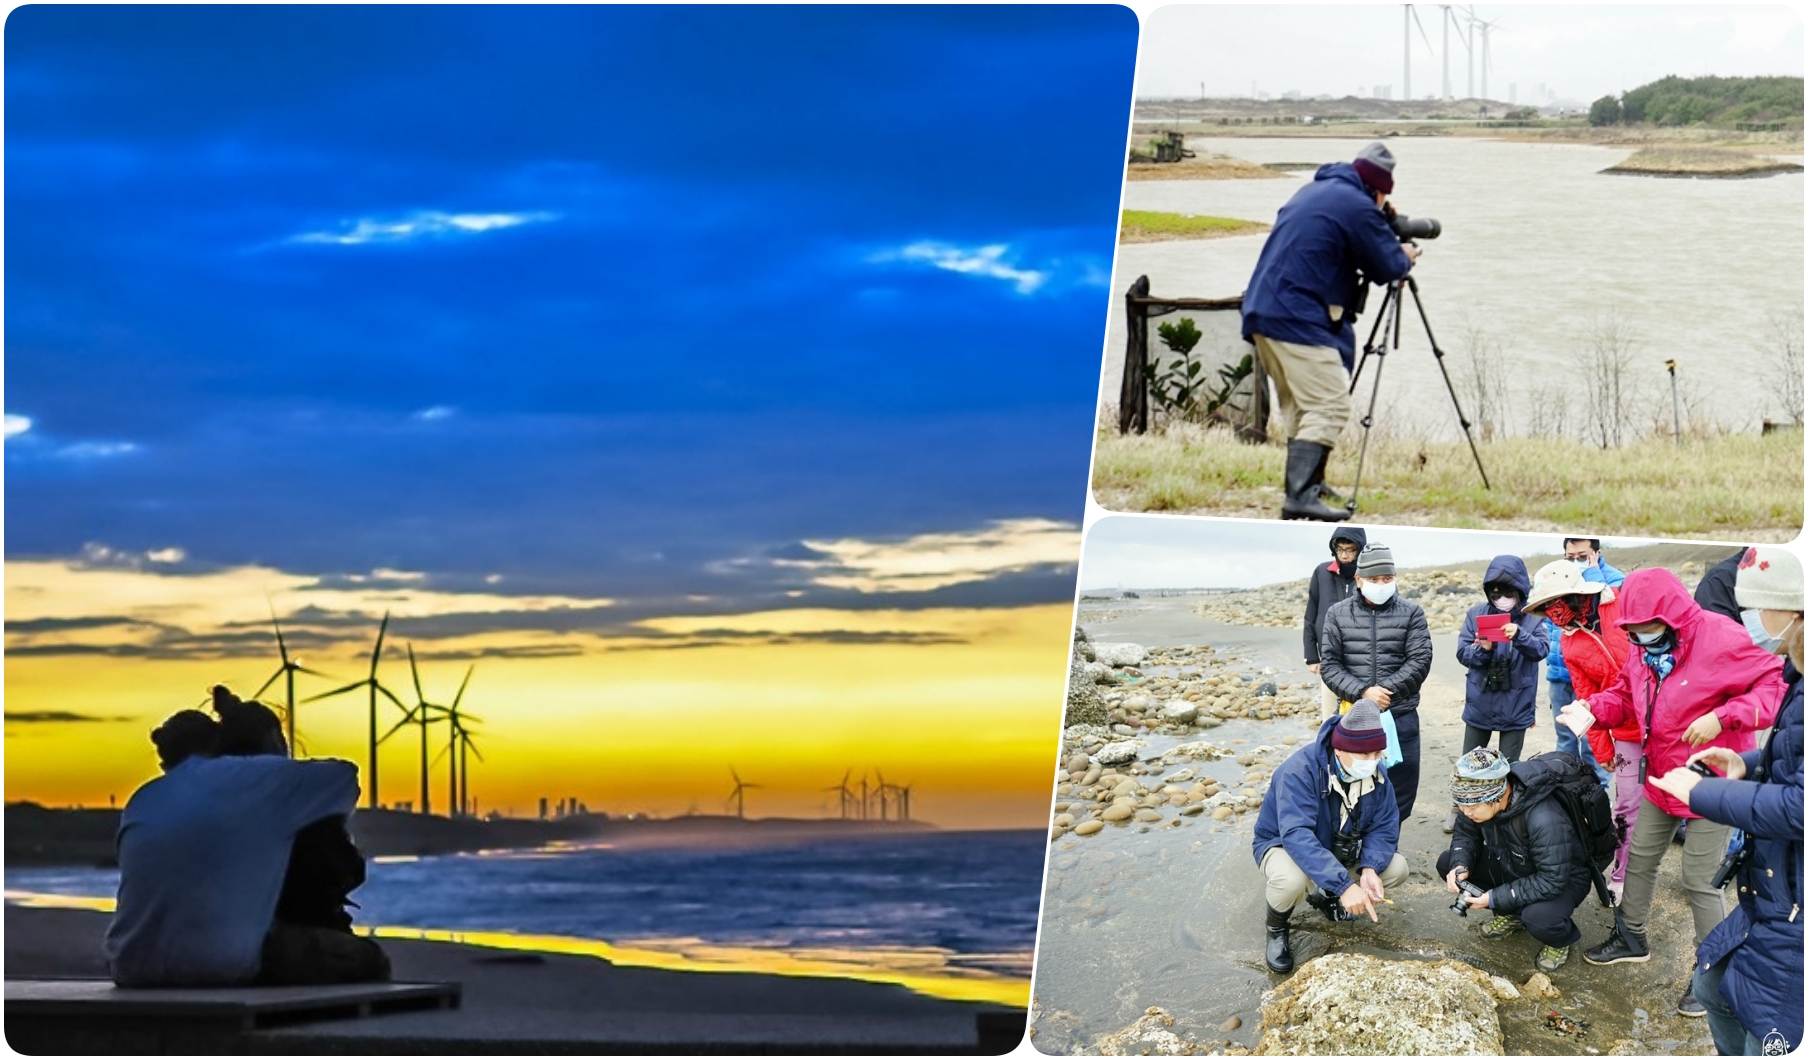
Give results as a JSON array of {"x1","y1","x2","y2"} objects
[{"x1": 1242, "y1": 142, "x2": 1417, "y2": 522}]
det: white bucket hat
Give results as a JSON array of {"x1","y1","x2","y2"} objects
[{"x1": 1522, "y1": 559, "x2": 1607, "y2": 617}]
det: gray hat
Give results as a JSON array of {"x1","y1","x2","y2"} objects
[
  {"x1": 1353, "y1": 142, "x2": 1396, "y2": 194},
  {"x1": 1357, "y1": 543, "x2": 1396, "y2": 578},
  {"x1": 1735, "y1": 547, "x2": 1805, "y2": 612},
  {"x1": 1332, "y1": 698, "x2": 1388, "y2": 753}
]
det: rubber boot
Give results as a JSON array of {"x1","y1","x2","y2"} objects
[
  {"x1": 1281, "y1": 440, "x2": 1351, "y2": 522},
  {"x1": 1307, "y1": 448, "x2": 1347, "y2": 505},
  {"x1": 1264, "y1": 904, "x2": 1294, "y2": 974}
]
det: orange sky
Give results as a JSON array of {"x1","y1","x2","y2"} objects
[{"x1": 5, "y1": 557, "x2": 1074, "y2": 829}]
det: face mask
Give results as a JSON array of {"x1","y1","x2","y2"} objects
[
  {"x1": 1543, "y1": 600, "x2": 1576, "y2": 627},
  {"x1": 1630, "y1": 627, "x2": 1668, "y2": 647},
  {"x1": 1341, "y1": 757, "x2": 1380, "y2": 780},
  {"x1": 1361, "y1": 582, "x2": 1396, "y2": 606},
  {"x1": 1492, "y1": 595, "x2": 1518, "y2": 612},
  {"x1": 1743, "y1": 609, "x2": 1799, "y2": 655}
]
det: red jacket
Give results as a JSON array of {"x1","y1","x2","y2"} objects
[
  {"x1": 1583, "y1": 568, "x2": 1786, "y2": 818},
  {"x1": 1555, "y1": 592, "x2": 1635, "y2": 763}
]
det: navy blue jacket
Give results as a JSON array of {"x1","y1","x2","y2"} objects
[
  {"x1": 1253, "y1": 716, "x2": 1401, "y2": 897},
  {"x1": 1695, "y1": 663, "x2": 1803, "y2": 1052},
  {"x1": 1242, "y1": 163, "x2": 1414, "y2": 367},
  {"x1": 1456, "y1": 556, "x2": 1550, "y2": 731}
]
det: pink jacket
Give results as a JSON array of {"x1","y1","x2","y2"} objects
[{"x1": 1583, "y1": 568, "x2": 1785, "y2": 819}]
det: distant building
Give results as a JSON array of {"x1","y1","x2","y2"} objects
[
  {"x1": 1373, "y1": 84, "x2": 1393, "y2": 101},
  {"x1": 1282, "y1": 90, "x2": 1301, "y2": 101},
  {"x1": 538, "y1": 796, "x2": 548, "y2": 820},
  {"x1": 1509, "y1": 83, "x2": 1517, "y2": 104}
]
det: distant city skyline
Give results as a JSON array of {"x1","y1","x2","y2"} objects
[{"x1": 1136, "y1": 5, "x2": 1803, "y2": 107}]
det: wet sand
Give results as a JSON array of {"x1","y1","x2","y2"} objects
[
  {"x1": 1031, "y1": 597, "x2": 1716, "y2": 1056},
  {"x1": 5, "y1": 904, "x2": 1018, "y2": 1052}
]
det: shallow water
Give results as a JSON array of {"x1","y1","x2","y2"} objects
[
  {"x1": 1036, "y1": 597, "x2": 1716, "y2": 1055},
  {"x1": 1105, "y1": 136, "x2": 1804, "y2": 438}
]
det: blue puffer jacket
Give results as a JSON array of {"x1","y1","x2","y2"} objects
[
  {"x1": 1456, "y1": 556, "x2": 1550, "y2": 731},
  {"x1": 1241, "y1": 163, "x2": 1413, "y2": 367},
  {"x1": 1547, "y1": 557, "x2": 1626, "y2": 683},
  {"x1": 1253, "y1": 716, "x2": 1401, "y2": 898},
  {"x1": 1694, "y1": 663, "x2": 1803, "y2": 1053}
]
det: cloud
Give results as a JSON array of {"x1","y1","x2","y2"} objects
[
  {"x1": 768, "y1": 518, "x2": 1081, "y2": 593},
  {"x1": 4, "y1": 711, "x2": 132, "y2": 725},
  {"x1": 286, "y1": 210, "x2": 558, "y2": 247},
  {"x1": 5, "y1": 414, "x2": 33, "y2": 438},
  {"x1": 877, "y1": 241, "x2": 1048, "y2": 293},
  {"x1": 413, "y1": 406, "x2": 457, "y2": 422}
]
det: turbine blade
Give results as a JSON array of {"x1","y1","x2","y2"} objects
[
  {"x1": 407, "y1": 644, "x2": 424, "y2": 701},
  {"x1": 379, "y1": 713, "x2": 415, "y2": 743},
  {"x1": 376, "y1": 683, "x2": 409, "y2": 711},
  {"x1": 305, "y1": 680, "x2": 367, "y2": 702},
  {"x1": 369, "y1": 613, "x2": 391, "y2": 675},
  {"x1": 451, "y1": 665, "x2": 473, "y2": 710},
  {"x1": 252, "y1": 668, "x2": 284, "y2": 699}
]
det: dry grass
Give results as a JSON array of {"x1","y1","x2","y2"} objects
[
  {"x1": 1091, "y1": 423, "x2": 1803, "y2": 541},
  {"x1": 1602, "y1": 146, "x2": 1804, "y2": 177},
  {"x1": 1125, "y1": 154, "x2": 1284, "y2": 181},
  {"x1": 1118, "y1": 210, "x2": 1270, "y2": 244}
]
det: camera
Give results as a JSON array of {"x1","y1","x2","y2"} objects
[
  {"x1": 1330, "y1": 829, "x2": 1364, "y2": 869},
  {"x1": 1450, "y1": 879, "x2": 1487, "y2": 917},
  {"x1": 1382, "y1": 203, "x2": 1441, "y2": 241},
  {"x1": 1710, "y1": 837, "x2": 1749, "y2": 890},
  {"x1": 1688, "y1": 761, "x2": 1717, "y2": 779}
]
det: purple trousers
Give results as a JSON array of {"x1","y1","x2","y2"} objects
[{"x1": 1609, "y1": 739, "x2": 1643, "y2": 888}]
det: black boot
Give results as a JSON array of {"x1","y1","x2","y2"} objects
[
  {"x1": 1280, "y1": 440, "x2": 1351, "y2": 522},
  {"x1": 1264, "y1": 904, "x2": 1294, "y2": 974},
  {"x1": 1306, "y1": 447, "x2": 1346, "y2": 505}
]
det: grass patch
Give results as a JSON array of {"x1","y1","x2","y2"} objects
[
  {"x1": 1091, "y1": 424, "x2": 1803, "y2": 540},
  {"x1": 1602, "y1": 146, "x2": 1804, "y2": 177},
  {"x1": 1119, "y1": 210, "x2": 1269, "y2": 244}
]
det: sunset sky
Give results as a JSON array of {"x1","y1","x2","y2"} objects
[{"x1": 4, "y1": 6, "x2": 1139, "y2": 828}]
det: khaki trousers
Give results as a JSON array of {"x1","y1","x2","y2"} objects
[
  {"x1": 1618, "y1": 795, "x2": 1731, "y2": 945},
  {"x1": 1319, "y1": 680, "x2": 1340, "y2": 719},
  {"x1": 1252, "y1": 334, "x2": 1352, "y2": 448},
  {"x1": 1262, "y1": 846, "x2": 1409, "y2": 913}
]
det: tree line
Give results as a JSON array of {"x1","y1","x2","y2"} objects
[{"x1": 1589, "y1": 75, "x2": 1804, "y2": 127}]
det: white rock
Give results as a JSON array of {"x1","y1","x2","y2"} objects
[
  {"x1": 1161, "y1": 699, "x2": 1199, "y2": 723},
  {"x1": 1094, "y1": 740, "x2": 1140, "y2": 765},
  {"x1": 1093, "y1": 642, "x2": 1147, "y2": 668}
]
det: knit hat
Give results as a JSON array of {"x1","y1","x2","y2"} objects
[
  {"x1": 1357, "y1": 543, "x2": 1396, "y2": 578},
  {"x1": 1735, "y1": 546, "x2": 1804, "y2": 612},
  {"x1": 1451, "y1": 748, "x2": 1512, "y2": 805},
  {"x1": 1352, "y1": 142, "x2": 1396, "y2": 196},
  {"x1": 1332, "y1": 698, "x2": 1388, "y2": 754}
]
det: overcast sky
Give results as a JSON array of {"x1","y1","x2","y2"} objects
[
  {"x1": 1078, "y1": 517, "x2": 1660, "y2": 591},
  {"x1": 1137, "y1": 5, "x2": 1804, "y2": 105}
]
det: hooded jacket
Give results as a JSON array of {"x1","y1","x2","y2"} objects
[
  {"x1": 1581, "y1": 568, "x2": 1786, "y2": 819},
  {"x1": 1241, "y1": 163, "x2": 1414, "y2": 366},
  {"x1": 1304, "y1": 527, "x2": 1368, "y2": 666},
  {"x1": 1253, "y1": 715, "x2": 1401, "y2": 898},
  {"x1": 1445, "y1": 756, "x2": 1595, "y2": 913},
  {"x1": 1695, "y1": 663, "x2": 1803, "y2": 1053},
  {"x1": 1319, "y1": 591, "x2": 1434, "y2": 714},
  {"x1": 1545, "y1": 555, "x2": 1626, "y2": 684},
  {"x1": 1455, "y1": 556, "x2": 1550, "y2": 731}
]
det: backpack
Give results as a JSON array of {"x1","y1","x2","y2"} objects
[{"x1": 1514, "y1": 751, "x2": 1623, "y2": 908}]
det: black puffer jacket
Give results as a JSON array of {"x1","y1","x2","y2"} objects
[
  {"x1": 1303, "y1": 527, "x2": 1367, "y2": 665},
  {"x1": 1446, "y1": 757, "x2": 1593, "y2": 913},
  {"x1": 1318, "y1": 592, "x2": 1434, "y2": 713}
]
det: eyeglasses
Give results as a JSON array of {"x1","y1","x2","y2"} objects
[{"x1": 1563, "y1": 552, "x2": 1594, "y2": 562}]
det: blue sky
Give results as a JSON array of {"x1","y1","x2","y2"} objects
[{"x1": 6, "y1": 6, "x2": 1138, "y2": 623}]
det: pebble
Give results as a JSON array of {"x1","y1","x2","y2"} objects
[
  {"x1": 1134, "y1": 808, "x2": 1163, "y2": 822},
  {"x1": 1212, "y1": 806, "x2": 1235, "y2": 820},
  {"x1": 1102, "y1": 804, "x2": 1135, "y2": 822},
  {"x1": 1073, "y1": 820, "x2": 1103, "y2": 836},
  {"x1": 1065, "y1": 753, "x2": 1091, "y2": 773},
  {"x1": 1053, "y1": 813, "x2": 1075, "y2": 828},
  {"x1": 1179, "y1": 804, "x2": 1204, "y2": 816},
  {"x1": 1218, "y1": 1016, "x2": 1241, "y2": 1032}
]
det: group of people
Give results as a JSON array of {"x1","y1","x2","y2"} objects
[
  {"x1": 105, "y1": 687, "x2": 388, "y2": 987},
  {"x1": 1260, "y1": 534, "x2": 1801, "y2": 1055}
]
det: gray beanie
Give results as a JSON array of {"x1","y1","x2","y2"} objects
[
  {"x1": 1353, "y1": 142, "x2": 1396, "y2": 195},
  {"x1": 1735, "y1": 547, "x2": 1804, "y2": 612},
  {"x1": 1332, "y1": 698, "x2": 1388, "y2": 753},
  {"x1": 1357, "y1": 543, "x2": 1396, "y2": 578}
]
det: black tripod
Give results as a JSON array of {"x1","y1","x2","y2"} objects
[{"x1": 1343, "y1": 272, "x2": 1490, "y2": 513}]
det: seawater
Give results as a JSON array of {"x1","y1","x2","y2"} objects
[
  {"x1": 1106, "y1": 136, "x2": 1804, "y2": 437},
  {"x1": 6, "y1": 828, "x2": 1042, "y2": 1005}
]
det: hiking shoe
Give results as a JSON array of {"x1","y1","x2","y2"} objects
[
  {"x1": 1677, "y1": 990, "x2": 1706, "y2": 1018},
  {"x1": 1479, "y1": 914, "x2": 1523, "y2": 940},
  {"x1": 1536, "y1": 944, "x2": 1571, "y2": 973},
  {"x1": 1584, "y1": 915, "x2": 1651, "y2": 965}
]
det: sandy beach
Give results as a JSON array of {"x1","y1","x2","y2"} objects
[
  {"x1": 4, "y1": 902, "x2": 1022, "y2": 1053},
  {"x1": 1033, "y1": 590, "x2": 1726, "y2": 1055}
]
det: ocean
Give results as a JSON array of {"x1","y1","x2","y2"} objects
[{"x1": 6, "y1": 828, "x2": 1043, "y2": 1004}]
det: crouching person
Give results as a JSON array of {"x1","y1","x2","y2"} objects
[
  {"x1": 1440, "y1": 748, "x2": 1597, "y2": 974},
  {"x1": 1252, "y1": 700, "x2": 1408, "y2": 974}
]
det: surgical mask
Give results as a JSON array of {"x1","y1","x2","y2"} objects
[
  {"x1": 1743, "y1": 609, "x2": 1799, "y2": 655},
  {"x1": 1341, "y1": 757, "x2": 1380, "y2": 780},
  {"x1": 1492, "y1": 595, "x2": 1518, "y2": 612},
  {"x1": 1361, "y1": 582, "x2": 1396, "y2": 606},
  {"x1": 1630, "y1": 627, "x2": 1670, "y2": 648}
]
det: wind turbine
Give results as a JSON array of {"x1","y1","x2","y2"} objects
[
  {"x1": 727, "y1": 767, "x2": 760, "y2": 819},
  {"x1": 432, "y1": 666, "x2": 478, "y2": 817},
  {"x1": 1475, "y1": 14, "x2": 1502, "y2": 102},
  {"x1": 897, "y1": 782, "x2": 913, "y2": 822},
  {"x1": 305, "y1": 612, "x2": 408, "y2": 809},
  {"x1": 875, "y1": 768, "x2": 894, "y2": 821},
  {"x1": 1403, "y1": 5, "x2": 1435, "y2": 103},
  {"x1": 379, "y1": 644, "x2": 448, "y2": 815},
  {"x1": 252, "y1": 607, "x2": 327, "y2": 754},
  {"x1": 822, "y1": 769, "x2": 855, "y2": 819},
  {"x1": 457, "y1": 721, "x2": 484, "y2": 817}
]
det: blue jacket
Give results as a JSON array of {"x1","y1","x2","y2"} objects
[
  {"x1": 1253, "y1": 716, "x2": 1401, "y2": 898},
  {"x1": 1695, "y1": 663, "x2": 1803, "y2": 1053},
  {"x1": 1241, "y1": 163, "x2": 1413, "y2": 367},
  {"x1": 1546, "y1": 557, "x2": 1626, "y2": 683},
  {"x1": 1457, "y1": 556, "x2": 1550, "y2": 731}
]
